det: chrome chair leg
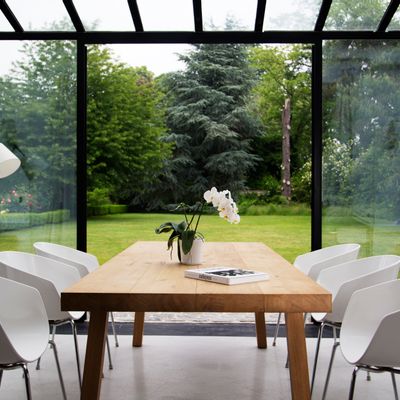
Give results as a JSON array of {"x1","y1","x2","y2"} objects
[
  {"x1": 21, "y1": 364, "x2": 32, "y2": 400},
  {"x1": 36, "y1": 325, "x2": 56, "y2": 371},
  {"x1": 322, "y1": 329, "x2": 340, "y2": 400},
  {"x1": 392, "y1": 372, "x2": 399, "y2": 400},
  {"x1": 348, "y1": 366, "x2": 359, "y2": 400},
  {"x1": 272, "y1": 313, "x2": 281, "y2": 346},
  {"x1": 49, "y1": 339, "x2": 67, "y2": 400},
  {"x1": 106, "y1": 335, "x2": 114, "y2": 370},
  {"x1": 70, "y1": 320, "x2": 82, "y2": 389},
  {"x1": 110, "y1": 312, "x2": 119, "y2": 347},
  {"x1": 311, "y1": 322, "x2": 325, "y2": 395}
]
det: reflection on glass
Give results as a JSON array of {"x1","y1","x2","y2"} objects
[
  {"x1": 388, "y1": 9, "x2": 400, "y2": 30},
  {"x1": 322, "y1": 40, "x2": 400, "y2": 257},
  {"x1": 263, "y1": 0, "x2": 322, "y2": 30},
  {"x1": 0, "y1": 41, "x2": 77, "y2": 251},
  {"x1": 325, "y1": 0, "x2": 390, "y2": 30},
  {"x1": 0, "y1": 11, "x2": 13, "y2": 31},
  {"x1": 137, "y1": 0, "x2": 193, "y2": 31},
  {"x1": 73, "y1": 0, "x2": 133, "y2": 31},
  {"x1": 6, "y1": 0, "x2": 74, "y2": 30},
  {"x1": 202, "y1": 0, "x2": 257, "y2": 30}
]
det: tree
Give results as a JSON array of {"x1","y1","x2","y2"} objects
[
  {"x1": 0, "y1": 38, "x2": 77, "y2": 212},
  {"x1": 153, "y1": 42, "x2": 262, "y2": 205},
  {"x1": 250, "y1": 45, "x2": 312, "y2": 201},
  {"x1": 87, "y1": 46, "x2": 169, "y2": 204}
]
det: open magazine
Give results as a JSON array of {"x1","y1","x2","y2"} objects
[{"x1": 184, "y1": 266, "x2": 269, "y2": 285}]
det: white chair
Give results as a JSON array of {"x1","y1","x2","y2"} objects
[
  {"x1": 336, "y1": 280, "x2": 400, "y2": 400},
  {"x1": 272, "y1": 243, "x2": 360, "y2": 346},
  {"x1": 34, "y1": 242, "x2": 119, "y2": 344},
  {"x1": 310, "y1": 255, "x2": 400, "y2": 399},
  {"x1": 0, "y1": 251, "x2": 84, "y2": 390},
  {"x1": 0, "y1": 277, "x2": 67, "y2": 400}
]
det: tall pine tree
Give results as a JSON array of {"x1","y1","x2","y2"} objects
[{"x1": 155, "y1": 42, "x2": 262, "y2": 205}]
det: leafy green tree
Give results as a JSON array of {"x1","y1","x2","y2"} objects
[
  {"x1": 0, "y1": 39, "x2": 77, "y2": 212},
  {"x1": 87, "y1": 46, "x2": 169, "y2": 204},
  {"x1": 249, "y1": 45, "x2": 312, "y2": 199},
  {"x1": 152, "y1": 42, "x2": 262, "y2": 205}
]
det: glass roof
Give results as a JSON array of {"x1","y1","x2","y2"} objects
[
  {"x1": 263, "y1": 0, "x2": 323, "y2": 31},
  {"x1": 6, "y1": 0, "x2": 74, "y2": 31},
  {"x1": 388, "y1": 8, "x2": 400, "y2": 30},
  {"x1": 73, "y1": 0, "x2": 134, "y2": 31},
  {"x1": 0, "y1": 11, "x2": 13, "y2": 31},
  {"x1": 137, "y1": 0, "x2": 194, "y2": 31},
  {"x1": 202, "y1": 0, "x2": 258, "y2": 31},
  {"x1": 325, "y1": 0, "x2": 391, "y2": 30}
]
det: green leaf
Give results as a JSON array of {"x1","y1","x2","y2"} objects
[{"x1": 181, "y1": 230, "x2": 196, "y2": 254}]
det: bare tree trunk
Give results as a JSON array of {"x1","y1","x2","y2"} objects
[{"x1": 282, "y1": 98, "x2": 291, "y2": 201}]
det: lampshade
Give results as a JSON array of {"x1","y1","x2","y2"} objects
[{"x1": 0, "y1": 143, "x2": 21, "y2": 178}]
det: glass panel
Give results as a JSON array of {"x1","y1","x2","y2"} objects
[
  {"x1": 0, "y1": 40, "x2": 77, "y2": 251},
  {"x1": 73, "y1": 0, "x2": 134, "y2": 31},
  {"x1": 6, "y1": 0, "x2": 74, "y2": 31},
  {"x1": 263, "y1": 0, "x2": 322, "y2": 30},
  {"x1": 322, "y1": 40, "x2": 400, "y2": 257},
  {"x1": 202, "y1": 0, "x2": 257, "y2": 30},
  {"x1": 325, "y1": 0, "x2": 391, "y2": 30},
  {"x1": 137, "y1": 0, "x2": 194, "y2": 31},
  {"x1": 388, "y1": 8, "x2": 400, "y2": 30},
  {"x1": 0, "y1": 11, "x2": 13, "y2": 31}
]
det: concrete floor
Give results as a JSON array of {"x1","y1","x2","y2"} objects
[{"x1": 0, "y1": 334, "x2": 396, "y2": 400}]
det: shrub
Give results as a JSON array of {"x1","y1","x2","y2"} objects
[{"x1": 87, "y1": 188, "x2": 111, "y2": 207}]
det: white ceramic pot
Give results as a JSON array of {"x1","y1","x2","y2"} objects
[{"x1": 179, "y1": 238, "x2": 204, "y2": 265}]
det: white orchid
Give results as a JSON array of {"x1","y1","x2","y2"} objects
[{"x1": 203, "y1": 187, "x2": 240, "y2": 224}]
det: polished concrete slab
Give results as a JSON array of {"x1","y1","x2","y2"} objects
[{"x1": 0, "y1": 334, "x2": 396, "y2": 399}]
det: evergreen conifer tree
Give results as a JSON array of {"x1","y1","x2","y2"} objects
[{"x1": 157, "y1": 42, "x2": 262, "y2": 205}]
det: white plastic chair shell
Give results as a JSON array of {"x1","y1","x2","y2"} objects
[
  {"x1": 0, "y1": 277, "x2": 48, "y2": 365},
  {"x1": 34, "y1": 242, "x2": 98, "y2": 278},
  {"x1": 0, "y1": 251, "x2": 83, "y2": 321},
  {"x1": 312, "y1": 255, "x2": 400, "y2": 323},
  {"x1": 341, "y1": 279, "x2": 400, "y2": 368},
  {"x1": 294, "y1": 243, "x2": 361, "y2": 281}
]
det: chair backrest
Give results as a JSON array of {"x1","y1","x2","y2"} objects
[
  {"x1": 294, "y1": 243, "x2": 360, "y2": 281},
  {"x1": 0, "y1": 277, "x2": 48, "y2": 364},
  {"x1": 312, "y1": 255, "x2": 400, "y2": 323},
  {"x1": 0, "y1": 251, "x2": 82, "y2": 320},
  {"x1": 341, "y1": 279, "x2": 400, "y2": 368},
  {"x1": 34, "y1": 242, "x2": 99, "y2": 277}
]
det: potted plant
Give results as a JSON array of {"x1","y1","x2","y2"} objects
[{"x1": 155, "y1": 187, "x2": 240, "y2": 264}]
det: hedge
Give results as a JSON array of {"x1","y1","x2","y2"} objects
[
  {"x1": 0, "y1": 209, "x2": 70, "y2": 232},
  {"x1": 87, "y1": 204, "x2": 128, "y2": 217}
]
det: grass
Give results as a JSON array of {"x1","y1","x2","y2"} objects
[{"x1": 1, "y1": 212, "x2": 398, "y2": 264}]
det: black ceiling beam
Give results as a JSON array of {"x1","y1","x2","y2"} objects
[
  {"x1": 0, "y1": 0, "x2": 23, "y2": 32},
  {"x1": 1, "y1": 30, "x2": 400, "y2": 44},
  {"x1": 193, "y1": 0, "x2": 203, "y2": 32},
  {"x1": 377, "y1": 0, "x2": 400, "y2": 32},
  {"x1": 127, "y1": 0, "x2": 143, "y2": 32},
  {"x1": 62, "y1": 0, "x2": 84, "y2": 32},
  {"x1": 314, "y1": 0, "x2": 332, "y2": 31},
  {"x1": 255, "y1": 0, "x2": 267, "y2": 32}
]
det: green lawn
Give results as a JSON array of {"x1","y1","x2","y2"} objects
[
  {"x1": 87, "y1": 213, "x2": 311, "y2": 264},
  {"x1": 1, "y1": 212, "x2": 398, "y2": 265},
  {"x1": 0, "y1": 213, "x2": 311, "y2": 264}
]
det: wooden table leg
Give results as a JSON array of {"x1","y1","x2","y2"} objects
[
  {"x1": 132, "y1": 311, "x2": 145, "y2": 347},
  {"x1": 285, "y1": 313, "x2": 310, "y2": 400},
  {"x1": 81, "y1": 310, "x2": 108, "y2": 400},
  {"x1": 254, "y1": 312, "x2": 267, "y2": 349}
]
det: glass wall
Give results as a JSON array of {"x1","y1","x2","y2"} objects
[
  {"x1": 0, "y1": 40, "x2": 77, "y2": 252},
  {"x1": 322, "y1": 40, "x2": 400, "y2": 257}
]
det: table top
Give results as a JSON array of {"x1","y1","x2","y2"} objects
[{"x1": 61, "y1": 241, "x2": 331, "y2": 314}]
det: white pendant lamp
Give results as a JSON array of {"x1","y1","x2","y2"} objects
[{"x1": 0, "y1": 143, "x2": 20, "y2": 178}]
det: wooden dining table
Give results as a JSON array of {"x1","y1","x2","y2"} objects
[{"x1": 61, "y1": 241, "x2": 331, "y2": 400}]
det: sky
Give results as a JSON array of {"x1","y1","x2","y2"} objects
[{"x1": 0, "y1": 0, "x2": 319, "y2": 76}]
